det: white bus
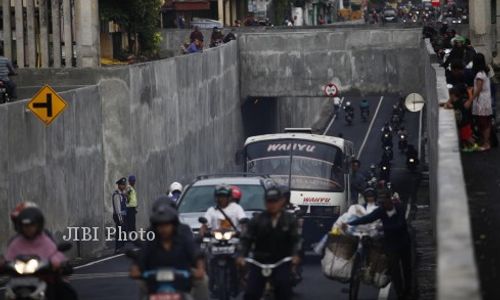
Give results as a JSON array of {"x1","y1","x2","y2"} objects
[{"x1": 243, "y1": 129, "x2": 354, "y2": 248}]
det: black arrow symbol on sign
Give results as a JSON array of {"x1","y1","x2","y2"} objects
[{"x1": 33, "y1": 93, "x2": 53, "y2": 117}]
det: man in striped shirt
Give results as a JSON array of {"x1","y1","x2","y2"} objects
[{"x1": 0, "y1": 46, "x2": 17, "y2": 99}]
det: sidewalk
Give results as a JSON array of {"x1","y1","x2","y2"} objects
[
  {"x1": 412, "y1": 176, "x2": 436, "y2": 300},
  {"x1": 461, "y1": 81, "x2": 500, "y2": 300}
]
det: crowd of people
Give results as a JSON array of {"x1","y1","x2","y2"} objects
[
  {"x1": 182, "y1": 26, "x2": 237, "y2": 55},
  {"x1": 425, "y1": 23, "x2": 498, "y2": 152}
]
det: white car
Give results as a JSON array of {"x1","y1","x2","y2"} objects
[{"x1": 177, "y1": 174, "x2": 270, "y2": 234}]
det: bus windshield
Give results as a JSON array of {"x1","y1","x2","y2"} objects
[{"x1": 245, "y1": 139, "x2": 345, "y2": 192}]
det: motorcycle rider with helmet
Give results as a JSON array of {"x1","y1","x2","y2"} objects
[
  {"x1": 129, "y1": 203, "x2": 206, "y2": 299},
  {"x1": 231, "y1": 185, "x2": 242, "y2": 204},
  {"x1": 237, "y1": 181, "x2": 301, "y2": 300},
  {"x1": 1, "y1": 207, "x2": 78, "y2": 299},
  {"x1": 200, "y1": 185, "x2": 246, "y2": 235},
  {"x1": 360, "y1": 99, "x2": 370, "y2": 118},
  {"x1": 168, "y1": 182, "x2": 184, "y2": 203}
]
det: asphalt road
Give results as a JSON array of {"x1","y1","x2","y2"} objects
[{"x1": 0, "y1": 94, "x2": 422, "y2": 300}]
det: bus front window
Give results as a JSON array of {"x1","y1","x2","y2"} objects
[{"x1": 246, "y1": 140, "x2": 345, "y2": 192}]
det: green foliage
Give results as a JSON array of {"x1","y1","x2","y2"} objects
[{"x1": 100, "y1": 0, "x2": 163, "y2": 57}]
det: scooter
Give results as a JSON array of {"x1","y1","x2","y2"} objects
[
  {"x1": 381, "y1": 132, "x2": 393, "y2": 149},
  {"x1": 406, "y1": 154, "x2": 419, "y2": 172},
  {"x1": 2, "y1": 243, "x2": 74, "y2": 300}
]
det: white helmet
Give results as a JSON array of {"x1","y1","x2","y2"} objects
[{"x1": 169, "y1": 182, "x2": 183, "y2": 193}]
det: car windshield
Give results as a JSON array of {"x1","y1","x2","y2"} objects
[
  {"x1": 178, "y1": 184, "x2": 265, "y2": 213},
  {"x1": 245, "y1": 140, "x2": 345, "y2": 192}
]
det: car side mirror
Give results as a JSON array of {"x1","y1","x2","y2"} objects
[
  {"x1": 198, "y1": 217, "x2": 208, "y2": 224},
  {"x1": 57, "y1": 242, "x2": 72, "y2": 252}
]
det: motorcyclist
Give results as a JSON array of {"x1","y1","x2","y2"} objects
[
  {"x1": 333, "y1": 97, "x2": 342, "y2": 114},
  {"x1": 360, "y1": 99, "x2": 370, "y2": 116},
  {"x1": 237, "y1": 181, "x2": 301, "y2": 300},
  {"x1": 1, "y1": 207, "x2": 77, "y2": 299},
  {"x1": 10, "y1": 201, "x2": 40, "y2": 232},
  {"x1": 397, "y1": 126, "x2": 408, "y2": 137},
  {"x1": 200, "y1": 185, "x2": 246, "y2": 236},
  {"x1": 362, "y1": 187, "x2": 378, "y2": 213},
  {"x1": 231, "y1": 185, "x2": 242, "y2": 204},
  {"x1": 381, "y1": 122, "x2": 393, "y2": 133},
  {"x1": 168, "y1": 181, "x2": 183, "y2": 203},
  {"x1": 344, "y1": 101, "x2": 354, "y2": 116},
  {"x1": 129, "y1": 203, "x2": 205, "y2": 299}
]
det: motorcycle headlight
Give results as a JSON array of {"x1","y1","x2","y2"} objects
[
  {"x1": 214, "y1": 231, "x2": 224, "y2": 240},
  {"x1": 382, "y1": 166, "x2": 387, "y2": 170},
  {"x1": 14, "y1": 261, "x2": 26, "y2": 274},
  {"x1": 409, "y1": 158, "x2": 415, "y2": 163},
  {"x1": 223, "y1": 232, "x2": 234, "y2": 240},
  {"x1": 25, "y1": 259, "x2": 39, "y2": 274}
]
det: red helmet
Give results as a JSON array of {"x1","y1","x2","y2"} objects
[{"x1": 231, "y1": 186, "x2": 242, "y2": 202}]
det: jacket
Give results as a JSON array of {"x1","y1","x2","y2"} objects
[
  {"x1": 348, "y1": 204, "x2": 410, "y2": 251},
  {"x1": 239, "y1": 211, "x2": 300, "y2": 263}
]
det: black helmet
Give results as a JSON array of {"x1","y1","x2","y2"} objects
[
  {"x1": 263, "y1": 179, "x2": 281, "y2": 201},
  {"x1": 279, "y1": 185, "x2": 291, "y2": 201},
  {"x1": 150, "y1": 203, "x2": 179, "y2": 225},
  {"x1": 363, "y1": 187, "x2": 377, "y2": 198},
  {"x1": 214, "y1": 185, "x2": 232, "y2": 197},
  {"x1": 16, "y1": 207, "x2": 45, "y2": 235},
  {"x1": 152, "y1": 195, "x2": 177, "y2": 212}
]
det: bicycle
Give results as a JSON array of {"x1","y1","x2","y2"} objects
[{"x1": 348, "y1": 229, "x2": 371, "y2": 300}]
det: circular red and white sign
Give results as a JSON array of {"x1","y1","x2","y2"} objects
[{"x1": 324, "y1": 83, "x2": 339, "y2": 97}]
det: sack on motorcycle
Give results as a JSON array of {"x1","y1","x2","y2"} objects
[
  {"x1": 362, "y1": 239, "x2": 390, "y2": 288},
  {"x1": 321, "y1": 234, "x2": 358, "y2": 282}
]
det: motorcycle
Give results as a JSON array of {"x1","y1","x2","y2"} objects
[
  {"x1": 2, "y1": 243, "x2": 74, "y2": 300},
  {"x1": 391, "y1": 114, "x2": 401, "y2": 131},
  {"x1": 244, "y1": 257, "x2": 293, "y2": 299},
  {"x1": 398, "y1": 134, "x2": 408, "y2": 152},
  {"x1": 360, "y1": 108, "x2": 369, "y2": 122},
  {"x1": 382, "y1": 146, "x2": 394, "y2": 162},
  {"x1": 379, "y1": 160, "x2": 391, "y2": 182},
  {"x1": 0, "y1": 80, "x2": 11, "y2": 104},
  {"x1": 126, "y1": 249, "x2": 192, "y2": 300},
  {"x1": 381, "y1": 132, "x2": 393, "y2": 148},
  {"x1": 406, "y1": 154, "x2": 419, "y2": 172},
  {"x1": 199, "y1": 217, "x2": 241, "y2": 300},
  {"x1": 345, "y1": 109, "x2": 354, "y2": 125}
]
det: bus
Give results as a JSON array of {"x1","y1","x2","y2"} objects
[{"x1": 243, "y1": 128, "x2": 354, "y2": 249}]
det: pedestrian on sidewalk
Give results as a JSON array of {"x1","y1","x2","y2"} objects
[
  {"x1": 189, "y1": 26, "x2": 204, "y2": 43},
  {"x1": 112, "y1": 177, "x2": 128, "y2": 253},
  {"x1": 126, "y1": 175, "x2": 138, "y2": 232},
  {"x1": 443, "y1": 87, "x2": 477, "y2": 151},
  {"x1": 471, "y1": 53, "x2": 493, "y2": 151}
]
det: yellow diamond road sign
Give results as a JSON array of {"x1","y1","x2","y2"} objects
[{"x1": 27, "y1": 85, "x2": 68, "y2": 126}]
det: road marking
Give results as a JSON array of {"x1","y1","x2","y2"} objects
[
  {"x1": 357, "y1": 96, "x2": 384, "y2": 159},
  {"x1": 70, "y1": 272, "x2": 129, "y2": 281},
  {"x1": 323, "y1": 97, "x2": 345, "y2": 135},
  {"x1": 74, "y1": 254, "x2": 124, "y2": 270},
  {"x1": 418, "y1": 108, "x2": 423, "y2": 160}
]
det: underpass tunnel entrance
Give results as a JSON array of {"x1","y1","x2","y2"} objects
[{"x1": 242, "y1": 97, "x2": 278, "y2": 137}]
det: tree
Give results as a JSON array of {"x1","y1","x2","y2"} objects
[{"x1": 100, "y1": 0, "x2": 163, "y2": 57}]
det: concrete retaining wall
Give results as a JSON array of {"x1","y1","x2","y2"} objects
[
  {"x1": 423, "y1": 39, "x2": 481, "y2": 300},
  {"x1": 277, "y1": 97, "x2": 334, "y2": 133},
  {"x1": 0, "y1": 42, "x2": 243, "y2": 256},
  {"x1": 239, "y1": 28, "x2": 425, "y2": 98}
]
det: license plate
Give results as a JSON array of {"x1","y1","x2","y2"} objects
[
  {"x1": 150, "y1": 294, "x2": 182, "y2": 300},
  {"x1": 156, "y1": 270, "x2": 175, "y2": 281},
  {"x1": 211, "y1": 245, "x2": 235, "y2": 255}
]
